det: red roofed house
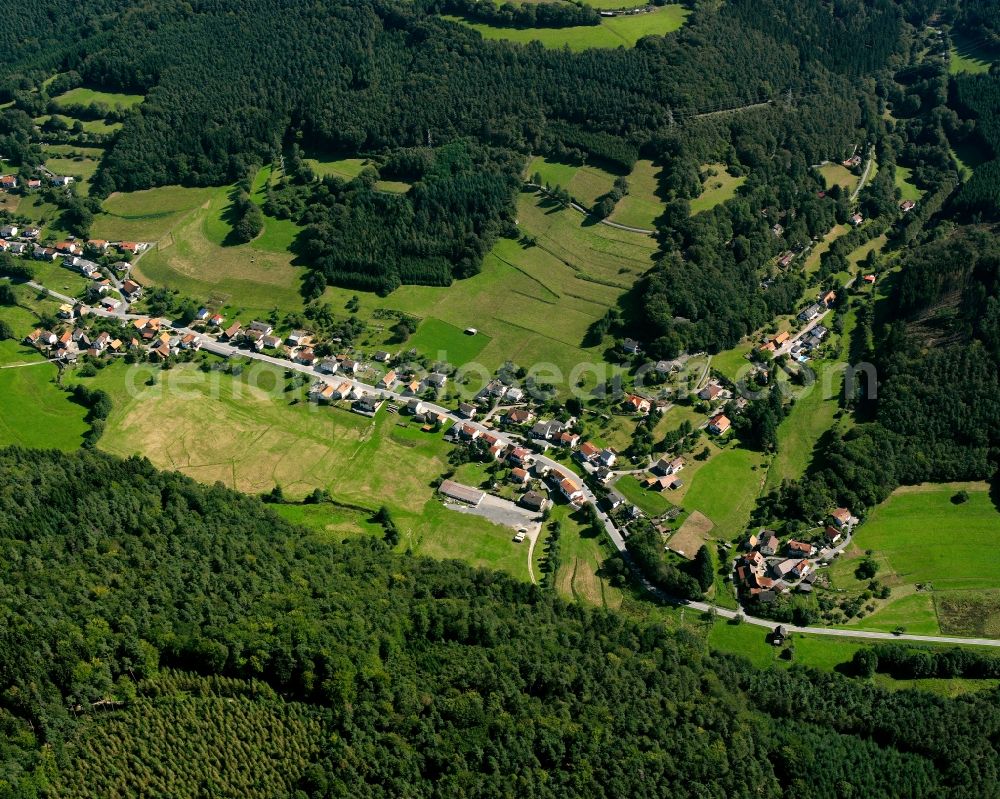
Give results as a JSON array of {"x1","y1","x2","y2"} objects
[{"x1": 707, "y1": 413, "x2": 731, "y2": 435}]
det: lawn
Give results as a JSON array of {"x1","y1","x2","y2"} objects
[
  {"x1": 404, "y1": 317, "x2": 490, "y2": 367},
  {"x1": 607, "y1": 159, "x2": 663, "y2": 230},
  {"x1": 615, "y1": 474, "x2": 675, "y2": 517},
  {"x1": 449, "y1": 4, "x2": 689, "y2": 50},
  {"x1": 689, "y1": 163, "x2": 745, "y2": 215},
  {"x1": 710, "y1": 342, "x2": 754, "y2": 383},
  {"x1": 302, "y1": 155, "x2": 409, "y2": 194},
  {"x1": 526, "y1": 155, "x2": 619, "y2": 207},
  {"x1": 44, "y1": 152, "x2": 100, "y2": 195},
  {"x1": 894, "y1": 165, "x2": 924, "y2": 202},
  {"x1": 949, "y1": 31, "x2": 998, "y2": 74},
  {"x1": 271, "y1": 502, "x2": 385, "y2": 541},
  {"x1": 85, "y1": 358, "x2": 533, "y2": 581},
  {"x1": 51, "y1": 87, "x2": 144, "y2": 110},
  {"x1": 819, "y1": 162, "x2": 858, "y2": 191},
  {"x1": 0, "y1": 334, "x2": 89, "y2": 451},
  {"x1": 681, "y1": 445, "x2": 767, "y2": 540}
]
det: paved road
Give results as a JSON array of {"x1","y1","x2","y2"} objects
[{"x1": 31, "y1": 279, "x2": 999, "y2": 649}]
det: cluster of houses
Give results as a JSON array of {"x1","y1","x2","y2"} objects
[
  {"x1": 24, "y1": 325, "x2": 124, "y2": 362},
  {"x1": 734, "y1": 507, "x2": 858, "y2": 604},
  {"x1": 0, "y1": 173, "x2": 76, "y2": 192},
  {"x1": 0, "y1": 226, "x2": 147, "y2": 264}
]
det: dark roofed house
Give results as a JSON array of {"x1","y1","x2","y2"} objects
[
  {"x1": 519, "y1": 491, "x2": 547, "y2": 513},
  {"x1": 439, "y1": 479, "x2": 485, "y2": 507}
]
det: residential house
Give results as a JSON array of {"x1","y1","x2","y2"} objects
[
  {"x1": 577, "y1": 441, "x2": 600, "y2": 463},
  {"x1": 0, "y1": 224, "x2": 17, "y2": 238},
  {"x1": 0, "y1": 176, "x2": 17, "y2": 191},
  {"x1": 653, "y1": 456, "x2": 685, "y2": 476},
  {"x1": 180, "y1": 333, "x2": 202, "y2": 351},
  {"x1": 26, "y1": 180, "x2": 41, "y2": 190},
  {"x1": 787, "y1": 540, "x2": 813, "y2": 557},
  {"x1": 698, "y1": 383, "x2": 723, "y2": 402},
  {"x1": 221, "y1": 322, "x2": 242, "y2": 341},
  {"x1": 22, "y1": 227, "x2": 40, "y2": 239},
  {"x1": 87, "y1": 239, "x2": 109, "y2": 253},
  {"x1": 403, "y1": 379, "x2": 422, "y2": 396},
  {"x1": 505, "y1": 387, "x2": 525, "y2": 402},
  {"x1": 331, "y1": 381, "x2": 353, "y2": 400},
  {"x1": 424, "y1": 372, "x2": 447, "y2": 391},
  {"x1": 117, "y1": 241, "x2": 144, "y2": 254},
  {"x1": 57, "y1": 303, "x2": 75, "y2": 320},
  {"x1": 559, "y1": 477, "x2": 585, "y2": 504},
  {"x1": 771, "y1": 559, "x2": 799, "y2": 579},
  {"x1": 820, "y1": 290, "x2": 836, "y2": 308},
  {"x1": 195, "y1": 308, "x2": 210, "y2": 321},
  {"x1": 339, "y1": 358, "x2": 360, "y2": 375},
  {"x1": 508, "y1": 467, "x2": 529, "y2": 485},
  {"x1": 405, "y1": 398, "x2": 426, "y2": 416},
  {"x1": 621, "y1": 338, "x2": 641, "y2": 354},
  {"x1": 519, "y1": 491, "x2": 547, "y2": 513},
  {"x1": 51, "y1": 175, "x2": 74, "y2": 187},
  {"x1": 458, "y1": 402, "x2": 477, "y2": 419},
  {"x1": 899, "y1": 199, "x2": 916, "y2": 212},
  {"x1": 352, "y1": 395, "x2": 381, "y2": 416},
  {"x1": 531, "y1": 419, "x2": 564, "y2": 440},
  {"x1": 317, "y1": 358, "x2": 339, "y2": 375},
  {"x1": 380, "y1": 370, "x2": 397, "y2": 390},
  {"x1": 824, "y1": 525, "x2": 843, "y2": 545},
  {"x1": 777, "y1": 251, "x2": 795, "y2": 269},
  {"x1": 558, "y1": 431, "x2": 580, "y2": 448},
  {"x1": 249, "y1": 320, "x2": 273, "y2": 335},
  {"x1": 373, "y1": 350, "x2": 391, "y2": 363},
  {"x1": 625, "y1": 393, "x2": 651, "y2": 415},
  {"x1": 597, "y1": 448, "x2": 616, "y2": 469},
  {"x1": 506, "y1": 407, "x2": 534, "y2": 425},
  {"x1": 831, "y1": 507, "x2": 857, "y2": 528},
  {"x1": 7, "y1": 242, "x2": 27, "y2": 255},
  {"x1": 850, "y1": 212, "x2": 864, "y2": 227},
  {"x1": 262, "y1": 334, "x2": 282, "y2": 349},
  {"x1": 798, "y1": 303, "x2": 822, "y2": 322},
  {"x1": 757, "y1": 533, "x2": 779, "y2": 556},
  {"x1": 55, "y1": 241, "x2": 82, "y2": 256},
  {"x1": 458, "y1": 423, "x2": 481, "y2": 441},
  {"x1": 309, "y1": 382, "x2": 336, "y2": 403},
  {"x1": 862, "y1": 274, "x2": 876, "y2": 285},
  {"x1": 707, "y1": 413, "x2": 731, "y2": 435},
  {"x1": 208, "y1": 313, "x2": 225, "y2": 327},
  {"x1": 508, "y1": 447, "x2": 533, "y2": 468},
  {"x1": 772, "y1": 223, "x2": 784, "y2": 237},
  {"x1": 100, "y1": 297, "x2": 122, "y2": 312},
  {"x1": 790, "y1": 560, "x2": 812, "y2": 580},
  {"x1": 295, "y1": 349, "x2": 317, "y2": 367}
]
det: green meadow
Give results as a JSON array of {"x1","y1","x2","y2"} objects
[
  {"x1": 682, "y1": 445, "x2": 767, "y2": 539},
  {"x1": 689, "y1": 163, "x2": 745, "y2": 215},
  {"x1": 51, "y1": 87, "x2": 144, "y2": 109},
  {"x1": 527, "y1": 155, "x2": 618, "y2": 207},
  {"x1": 607, "y1": 159, "x2": 664, "y2": 229},
  {"x1": 449, "y1": 4, "x2": 689, "y2": 51},
  {"x1": 84, "y1": 358, "x2": 534, "y2": 581},
  {"x1": 949, "y1": 31, "x2": 997, "y2": 75},
  {"x1": 895, "y1": 165, "x2": 924, "y2": 202}
]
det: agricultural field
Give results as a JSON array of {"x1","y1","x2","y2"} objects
[
  {"x1": 448, "y1": 4, "x2": 689, "y2": 51},
  {"x1": 85, "y1": 358, "x2": 534, "y2": 581},
  {"x1": 607, "y1": 159, "x2": 664, "y2": 230},
  {"x1": 404, "y1": 317, "x2": 490, "y2": 367},
  {"x1": 92, "y1": 185, "x2": 218, "y2": 242},
  {"x1": 666, "y1": 510, "x2": 713, "y2": 559},
  {"x1": 526, "y1": 155, "x2": 618, "y2": 207},
  {"x1": 949, "y1": 31, "x2": 997, "y2": 75},
  {"x1": 828, "y1": 483, "x2": 1000, "y2": 633},
  {"x1": 51, "y1": 87, "x2": 144, "y2": 110},
  {"x1": 689, "y1": 163, "x2": 745, "y2": 215},
  {"x1": 936, "y1": 591, "x2": 1000, "y2": 639},
  {"x1": 819, "y1": 162, "x2": 858, "y2": 191},
  {"x1": 894, "y1": 165, "x2": 924, "y2": 202}
]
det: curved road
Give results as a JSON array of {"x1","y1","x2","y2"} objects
[{"x1": 29, "y1": 277, "x2": 1000, "y2": 649}]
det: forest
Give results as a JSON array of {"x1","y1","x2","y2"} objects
[{"x1": 0, "y1": 446, "x2": 999, "y2": 797}]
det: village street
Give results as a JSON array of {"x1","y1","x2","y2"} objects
[{"x1": 25, "y1": 276, "x2": 1000, "y2": 649}]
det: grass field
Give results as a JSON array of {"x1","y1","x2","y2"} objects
[
  {"x1": 607, "y1": 159, "x2": 663, "y2": 229},
  {"x1": 404, "y1": 317, "x2": 490, "y2": 366},
  {"x1": 51, "y1": 87, "x2": 144, "y2": 110},
  {"x1": 949, "y1": 138, "x2": 991, "y2": 182},
  {"x1": 689, "y1": 163, "x2": 745, "y2": 215},
  {"x1": 0, "y1": 326, "x2": 89, "y2": 450},
  {"x1": 92, "y1": 185, "x2": 217, "y2": 242},
  {"x1": 449, "y1": 4, "x2": 689, "y2": 50},
  {"x1": 682, "y1": 445, "x2": 767, "y2": 540},
  {"x1": 270, "y1": 502, "x2": 384, "y2": 541},
  {"x1": 302, "y1": 155, "x2": 409, "y2": 194},
  {"x1": 949, "y1": 31, "x2": 998, "y2": 74},
  {"x1": 827, "y1": 483, "x2": 1000, "y2": 634},
  {"x1": 803, "y1": 224, "x2": 851, "y2": 274},
  {"x1": 894, "y1": 165, "x2": 924, "y2": 202},
  {"x1": 710, "y1": 343, "x2": 754, "y2": 383},
  {"x1": 86, "y1": 359, "x2": 533, "y2": 581},
  {"x1": 44, "y1": 151, "x2": 100, "y2": 196},
  {"x1": 615, "y1": 474, "x2": 674, "y2": 517},
  {"x1": 553, "y1": 505, "x2": 623, "y2": 609},
  {"x1": 819, "y1": 162, "x2": 858, "y2": 191},
  {"x1": 527, "y1": 155, "x2": 618, "y2": 208}
]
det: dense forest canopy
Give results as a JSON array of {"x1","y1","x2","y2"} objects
[{"x1": 0, "y1": 447, "x2": 999, "y2": 797}]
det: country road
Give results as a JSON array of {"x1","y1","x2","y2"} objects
[
  {"x1": 523, "y1": 183, "x2": 655, "y2": 235},
  {"x1": 850, "y1": 146, "x2": 875, "y2": 202},
  {"x1": 24, "y1": 273, "x2": 1000, "y2": 650}
]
